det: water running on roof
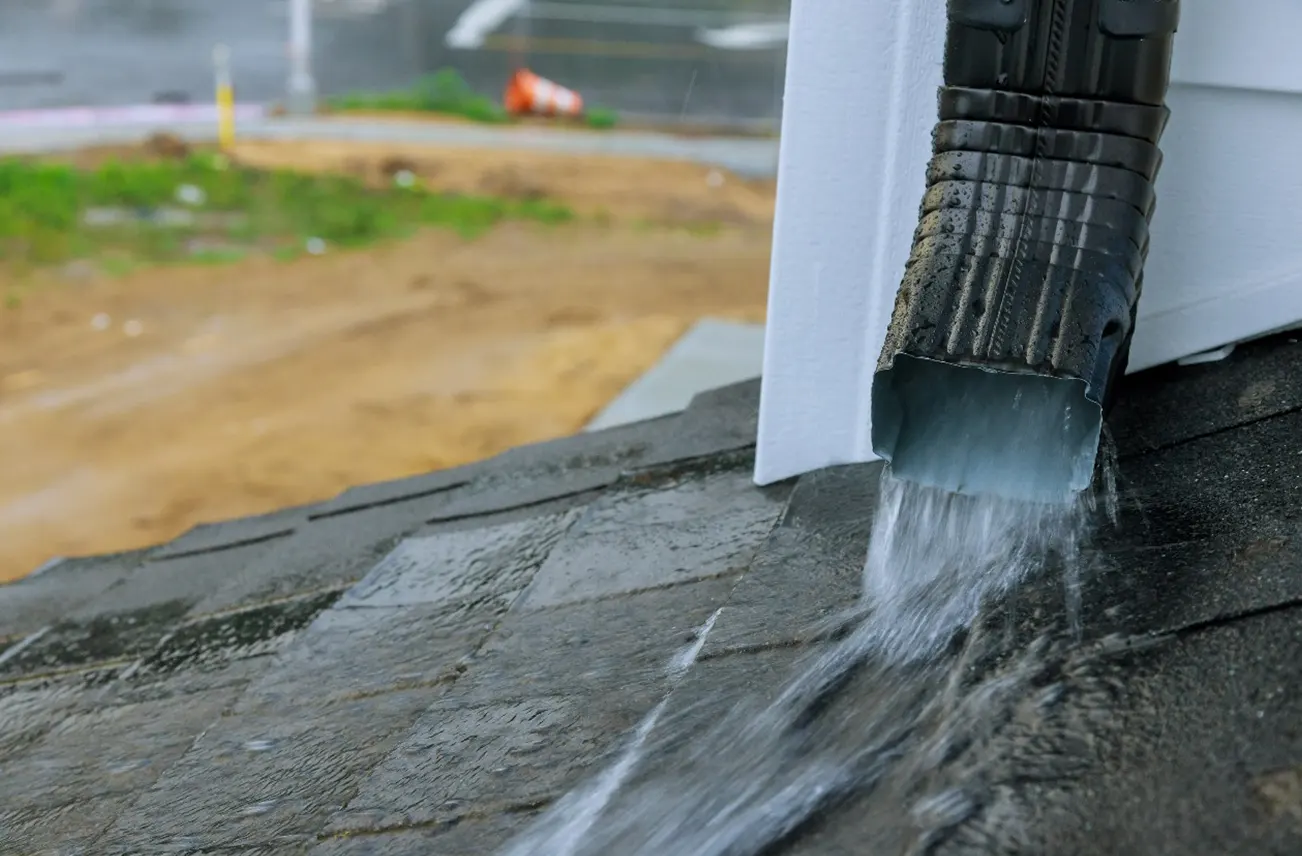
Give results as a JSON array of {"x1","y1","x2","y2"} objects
[{"x1": 501, "y1": 450, "x2": 1118, "y2": 854}]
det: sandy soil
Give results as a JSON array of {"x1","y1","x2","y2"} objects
[
  {"x1": 0, "y1": 140, "x2": 774, "y2": 582},
  {"x1": 53, "y1": 134, "x2": 778, "y2": 228}
]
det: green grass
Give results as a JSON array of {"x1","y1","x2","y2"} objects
[
  {"x1": 583, "y1": 108, "x2": 619, "y2": 130},
  {"x1": 328, "y1": 68, "x2": 620, "y2": 129},
  {"x1": 328, "y1": 69, "x2": 510, "y2": 124},
  {"x1": 0, "y1": 152, "x2": 574, "y2": 272}
]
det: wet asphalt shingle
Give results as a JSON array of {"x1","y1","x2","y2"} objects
[
  {"x1": 1084, "y1": 405, "x2": 1302, "y2": 639},
  {"x1": 1, "y1": 796, "x2": 142, "y2": 855},
  {"x1": 313, "y1": 811, "x2": 544, "y2": 856},
  {"x1": 1033, "y1": 604, "x2": 1302, "y2": 856},
  {"x1": 0, "y1": 549, "x2": 150, "y2": 641},
  {"x1": 65, "y1": 541, "x2": 281, "y2": 627},
  {"x1": 188, "y1": 488, "x2": 485, "y2": 617},
  {"x1": 1110, "y1": 332, "x2": 1302, "y2": 458},
  {"x1": 699, "y1": 462, "x2": 881, "y2": 658},
  {"x1": 517, "y1": 460, "x2": 787, "y2": 610},
  {"x1": 150, "y1": 501, "x2": 320, "y2": 561},
  {"x1": 321, "y1": 463, "x2": 784, "y2": 837},
  {"x1": 0, "y1": 330, "x2": 1300, "y2": 854},
  {"x1": 87, "y1": 507, "x2": 584, "y2": 853}
]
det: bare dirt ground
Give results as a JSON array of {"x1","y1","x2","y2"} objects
[
  {"x1": 313, "y1": 108, "x2": 780, "y2": 139},
  {"x1": 0, "y1": 140, "x2": 775, "y2": 582}
]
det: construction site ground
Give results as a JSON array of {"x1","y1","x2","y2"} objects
[
  {"x1": 0, "y1": 138, "x2": 776, "y2": 583},
  {"x1": 315, "y1": 107, "x2": 782, "y2": 139}
]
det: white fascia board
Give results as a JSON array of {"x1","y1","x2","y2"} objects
[{"x1": 756, "y1": 0, "x2": 944, "y2": 485}]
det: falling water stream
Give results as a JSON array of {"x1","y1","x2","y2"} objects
[{"x1": 502, "y1": 454, "x2": 1118, "y2": 855}]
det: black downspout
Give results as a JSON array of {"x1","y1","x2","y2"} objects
[{"x1": 870, "y1": 0, "x2": 1179, "y2": 504}]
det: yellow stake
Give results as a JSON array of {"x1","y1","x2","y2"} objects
[{"x1": 213, "y1": 44, "x2": 235, "y2": 151}]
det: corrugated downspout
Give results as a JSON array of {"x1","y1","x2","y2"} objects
[{"x1": 871, "y1": 0, "x2": 1179, "y2": 504}]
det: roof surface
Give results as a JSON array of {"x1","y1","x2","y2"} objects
[{"x1": 2, "y1": 329, "x2": 1301, "y2": 855}]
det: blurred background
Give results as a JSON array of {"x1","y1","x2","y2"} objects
[
  {"x1": 0, "y1": 0, "x2": 789, "y2": 582},
  {"x1": 0, "y1": 0, "x2": 789, "y2": 128}
]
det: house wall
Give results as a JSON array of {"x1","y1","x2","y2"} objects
[{"x1": 755, "y1": 0, "x2": 1302, "y2": 485}]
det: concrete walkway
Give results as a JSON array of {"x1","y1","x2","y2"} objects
[
  {"x1": 0, "y1": 112, "x2": 782, "y2": 178},
  {"x1": 586, "y1": 319, "x2": 766, "y2": 431}
]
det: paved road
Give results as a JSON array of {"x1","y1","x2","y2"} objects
[
  {"x1": 0, "y1": 0, "x2": 789, "y2": 126},
  {"x1": 0, "y1": 113, "x2": 781, "y2": 176}
]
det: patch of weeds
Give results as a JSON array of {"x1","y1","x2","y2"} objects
[
  {"x1": 328, "y1": 68, "x2": 509, "y2": 124},
  {"x1": 0, "y1": 152, "x2": 574, "y2": 271},
  {"x1": 100, "y1": 256, "x2": 138, "y2": 278},
  {"x1": 686, "y1": 221, "x2": 724, "y2": 237},
  {"x1": 626, "y1": 216, "x2": 731, "y2": 237},
  {"x1": 4, "y1": 292, "x2": 20, "y2": 309},
  {"x1": 189, "y1": 248, "x2": 247, "y2": 265},
  {"x1": 329, "y1": 68, "x2": 621, "y2": 132},
  {"x1": 225, "y1": 219, "x2": 261, "y2": 243},
  {"x1": 511, "y1": 198, "x2": 576, "y2": 227},
  {"x1": 585, "y1": 108, "x2": 619, "y2": 130}
]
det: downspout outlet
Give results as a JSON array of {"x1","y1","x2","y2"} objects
[{"x1": 871, "y1": 0, "x2": 1179, "y2": 504}]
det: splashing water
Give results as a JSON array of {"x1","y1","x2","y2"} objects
[
  {"x1": 859, "y1": 466, "x2": 1102, "y2": 663},
  {"x1": 503, "y1": 698, "x2": 669, "y2": 856},
  {"x1": 501, "y1": 459, "x2": 1116, "y2": 855},
  {"x1": 501, "y1": 609, "x2": 724, "y2": 856}
]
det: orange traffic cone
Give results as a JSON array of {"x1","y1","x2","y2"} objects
[{"x1": 503, "y1": 68, "x2": 584, "y2": 119}]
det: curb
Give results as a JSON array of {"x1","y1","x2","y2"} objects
[{"x1": 0, "y1": 103, "x2": 267, "y2": 130}]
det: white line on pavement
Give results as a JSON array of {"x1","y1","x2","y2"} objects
[
  {"x1": 525, "y1": 2, "x2": 778, "y2": 28},
  {"x1": 695, "y1": 21, "x2": 790, "y2": 50},
  {"x1": 446, "y1": 0, "x2": 529, "y2": 50}
]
